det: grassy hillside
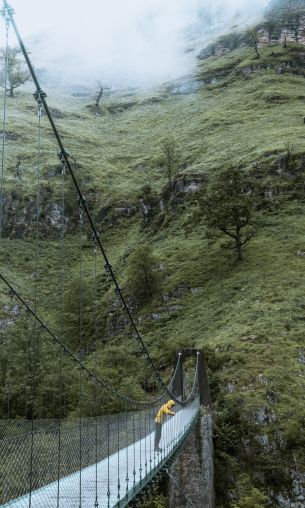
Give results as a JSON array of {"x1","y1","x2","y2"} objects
[{"x1": 1, "y1": 44, "x2": 305, "y2": 506}]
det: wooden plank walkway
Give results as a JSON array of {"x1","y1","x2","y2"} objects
[{"x1": 3, "y1": 399, "x2": 200, "y2": 508}]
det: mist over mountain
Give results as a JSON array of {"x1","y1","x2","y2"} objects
[{"x1": 1, "y1": 0, "x2": 269, "y2": 90}]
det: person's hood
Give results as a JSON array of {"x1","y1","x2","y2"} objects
[{"x1": 166, "y1": 399, "x2": 175, "y2": 408}]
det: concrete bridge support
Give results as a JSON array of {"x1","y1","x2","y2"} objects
[
  {"x1": 168, "y1": 349, "x2": 214, "y2": 508},
  {"x1": 168, "y1": 412, "x2": 214, "y2": 508}
]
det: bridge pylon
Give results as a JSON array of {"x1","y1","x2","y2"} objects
[{"x1": 178, "y1": 349, "x2": 212, "y2": 408}]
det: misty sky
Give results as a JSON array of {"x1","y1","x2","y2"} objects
[{"x1": 1, "y1": 0, "x2": 269, "y2": 87}]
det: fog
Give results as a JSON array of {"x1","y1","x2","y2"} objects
[{"x1": 1, "y1": 0, "x2": 269, "y2": 89}]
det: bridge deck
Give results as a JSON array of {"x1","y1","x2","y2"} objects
[{"x1": 3, "y1": 399, "x2": 199, "y2": 508}]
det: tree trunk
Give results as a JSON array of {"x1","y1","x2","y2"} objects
[
  {"x1": 9, "y1": 87, "x2": 14, "y2": 97},
  {"x1": 95, "y1": 87, "x2": 103, "y2": 107}
]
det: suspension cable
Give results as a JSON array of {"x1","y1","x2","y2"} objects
[
  {"x1": 0, "y1": 0, "x2": 190, "y2": 404},
  {"x1": 56, "y1": 136, "x2": 66, "y2": 507},
  {"x1": 93, "y1": 244, "x2": 99, "y2": 508},
  {"x1": 78, "y1": 204, "x2": 83, "y2": 507},
  {"x1": 0, "y1": 272, "x2": 198, "y2": 409},
  {"x1": 0, "y1": 7, "x2": 9, "y2": 240},
  {"x1": 29, "y1": 90, "x2": 42, "y2": 508}
]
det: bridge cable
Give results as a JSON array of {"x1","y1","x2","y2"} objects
[
  {"x1": 93, "y1": 242, "x2": 99, "y2": 507},
  {"x1": 1, "y1": 269, "x2": 199, "y2": 412},
  {"x1": 0, "y1": 6, "x2": 202, "y2": 506},
  {"x1": 0, "y1": 5, "x2": 9, "y2": 240},
  {"x1": 125, "y1": 401, "x2": 129, "y2": 498},
  {"x1": 1, "y1": 271, "x2": 193, "y2": 410},
  {"x1": 117, "y1": 404, "x2": 121, "y2": 503},
  {"x1": 107, "y1": 411, "x2": 110, "y2": 507},
  {"x1": 0, "y1": 0, "x2": 189, "y2": 404},
  {"x1": 6, "y1": 290, "x2": 14, "y2": 418},
  {"x1": 0, "y1": 4, "x2": 199, "y2": 411},
  {"x1": 29, "y1": 85, "x2": 43, "y2": 508},
  {"x1": 1, "y1": 271, "x2": 200, "y2": 412},
  {"x1": 25, "y1": 300, "x2": 31, "y2": 418},
  {"x1": 78, "y1": 203, "x2": 84, "y2": 508},
  {"x1": 56, "y1": 150, "x2": 66, "y2": 506}
]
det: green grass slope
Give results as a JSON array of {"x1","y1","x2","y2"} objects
[{"x1": 0, "y1": 44, "x2": 305, "y2": 506}]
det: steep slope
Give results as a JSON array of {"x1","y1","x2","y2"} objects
[{"x1": 0, "y1": 38, "x2": 305, "y2": 508}]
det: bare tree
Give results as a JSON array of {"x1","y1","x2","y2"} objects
[
  {"x1": 93, "y1": 82, "x2": 104, "y2": 108},
  {"x1": 0, "y1": 46, "x2": 30, "y2": 97},
  {"x1": 15, "y1": 157, "x2": 21, "y2": 181},
  {"x1": 244, "y1": 29, "x2": 261, "y2": 59}
]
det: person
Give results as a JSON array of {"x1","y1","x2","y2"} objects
[{"x1": 154, "y1": 399, "x2": 176, "y2": 452}]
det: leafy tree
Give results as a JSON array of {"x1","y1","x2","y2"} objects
[
  {"x1": 139, "y1": 486, "x2": 167, "y2": 507},
  {"x1": 262, "y1": 20, "x2": 281, "y2": 45},
  {"x1": 244, "y1": 30, "x2": 260, "y2": 59},
  {"x1": 218, "y1": 31, "x2": 242, "y2": 51},
  {"x1": 199, "y1": 168, "x2": 258, "y2": 261},
  {"x1": 0, "y1": 46, "x2": 30, "y2": 97},
  {"x1": 160, "y1": 136, "x2": 178, "y2": 199},
  {"x1": 286, "y1": 10, "x2": 302, "y2": 41},
  {"x1": 126, "y1": 244, "x2": 162, "y2": 307},
  {"x1": 232, "y1": 474, "x2": 268, "y2": 508}
]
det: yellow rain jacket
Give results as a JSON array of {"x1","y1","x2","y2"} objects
[{"x1": 155, "y1": 400, "x2": 175, "y2": 424}]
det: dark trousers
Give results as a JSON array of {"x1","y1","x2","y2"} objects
[{"x1": 154, "y1": 422, "x2": 162, "y2": 448}]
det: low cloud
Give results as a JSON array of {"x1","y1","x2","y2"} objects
[{"x1": 2, "y1": 0, "x2": 269, "y2": 89}]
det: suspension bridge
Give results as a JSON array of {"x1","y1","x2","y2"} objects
[{"x1": 0, "y1": 2, "x2": 212, "y2": 507}]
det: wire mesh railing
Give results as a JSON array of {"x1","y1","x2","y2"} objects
[
  {"x1": 0, "y1": 414, "x2": 132, "y2": 503},
  {"x1": 0, "y1": 399, "x2": 200, "y2": 507}
]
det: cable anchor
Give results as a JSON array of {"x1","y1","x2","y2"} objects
[
  {"x1": 57, "y1": 149, "x2": 69, "y2": 174},
  {"x1": 33, "y1": 90, "x2": 46, "y2": 117},
  {"x1": 90, "y1": 231, "x2": 100, "y2": 243},
  {"x1": 0, "y1": 2, "x2": 14, "y2": 29}
]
